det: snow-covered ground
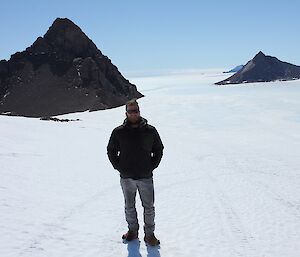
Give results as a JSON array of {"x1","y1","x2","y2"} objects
[{"x1": 1, "y1": 70, "x2": 300, "y2": 257}]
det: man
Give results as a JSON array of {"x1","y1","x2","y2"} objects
[{"x1": 107, "y1": 99, "x2": 164, "y2": 246}]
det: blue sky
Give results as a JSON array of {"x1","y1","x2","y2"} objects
[{"x1": 1, "y1": 0, "x2": 299, "y2": 73}]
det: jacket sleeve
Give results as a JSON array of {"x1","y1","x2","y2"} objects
[
  {"x1": 151, "y1": 128, "x2": 164, "y2": 169},
  {"x1": 107, "y1": 129, "x2": 120, "y2": 170}
]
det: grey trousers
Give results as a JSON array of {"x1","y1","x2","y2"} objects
[{"x1": 120, "y1": 177, "x2": 155, "y2": 235}]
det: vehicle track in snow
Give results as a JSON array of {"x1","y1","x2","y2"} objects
[{"x1": 206, "y1": 174, "x2": 256, "y2": 257}]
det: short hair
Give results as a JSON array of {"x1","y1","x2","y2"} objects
[{"x1": 125, "y1": 99, "x2": 139, "y2": 111}]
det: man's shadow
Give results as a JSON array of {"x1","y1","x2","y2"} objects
[
  {"x1": 124, "y1": 239, "x2": 161, "y2": 257},
  {"x1": 145, "y1": 244, "x2": 161, "y2": 257}
]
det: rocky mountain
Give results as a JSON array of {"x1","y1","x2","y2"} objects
[
  {"x1": 0, "y1": 18, "x2": 143, "y2": 117},
  {"x1": 216, "y1": 51, "x2": 300, "y2": 85}
]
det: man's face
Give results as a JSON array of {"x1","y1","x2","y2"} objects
[{"x1": 126, "y1": 105, "x2": 140, "y2": 124}]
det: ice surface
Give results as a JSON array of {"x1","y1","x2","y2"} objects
[{"x1": 1, "y1": 70, "x2": 300, "y2": 257}]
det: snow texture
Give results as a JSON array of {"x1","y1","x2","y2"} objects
[{"x1": 1, "y1": 70, "x2": 300, "y2": 257}]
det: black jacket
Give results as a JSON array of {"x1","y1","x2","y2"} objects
[{"x1": 107, "y1": 117, "x2": 164, "y2": 179}]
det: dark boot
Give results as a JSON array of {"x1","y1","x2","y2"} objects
[
  {"x1": 144, "y1": 233, "x2": 160, "y2": 246},
  {"x1": 122, "y1": 230, "x2": 138, "y2": 241}
]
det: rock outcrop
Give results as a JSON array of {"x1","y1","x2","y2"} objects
[
  {"x1": 0, "y1": 18, "x2": 143, "y2": 117},
  {"x1": 216, "y1": 51, "x2": 300, "y2": 85}
]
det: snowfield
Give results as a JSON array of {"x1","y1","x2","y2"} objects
[{"x1": 1, "y1": 70, "x2": 300, "y2": 257}]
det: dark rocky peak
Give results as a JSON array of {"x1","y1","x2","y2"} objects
[
  {"x1": 0, "y1": 17, "x2": 143, "y2": 117},
  {"x1": 43, "y1": 18, "x2": 100, "y2": 58},
  {"x1": 252, "y1": 51, "x2": 266, "y2": 62},
  {"x1": 255, "y1": 51, "x2": 265, "y2": 57},
  {"x1": 20, "y1": 18, "x2": 104, "y2": 76},
  {"x1": 215, "y1": 52, "x2": 300, "y2": 85}
]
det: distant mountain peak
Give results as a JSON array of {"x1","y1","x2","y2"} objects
[
  {"x1": 215, "y1": 52, "x2": 300, "y2": 85},
  {"x1": 253, "y1": 51, "x2": 266, "y2": 62},
  {"x1": 223, "y1": 65, "x2": 244, "y2": 73},
  {"x1": 256, "y1": 51, "x2": 265, "y2": 57}
]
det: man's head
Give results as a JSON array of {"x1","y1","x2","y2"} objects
[{"x1": 125, "y1": 99, "x2": 140, "y2": 124}]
